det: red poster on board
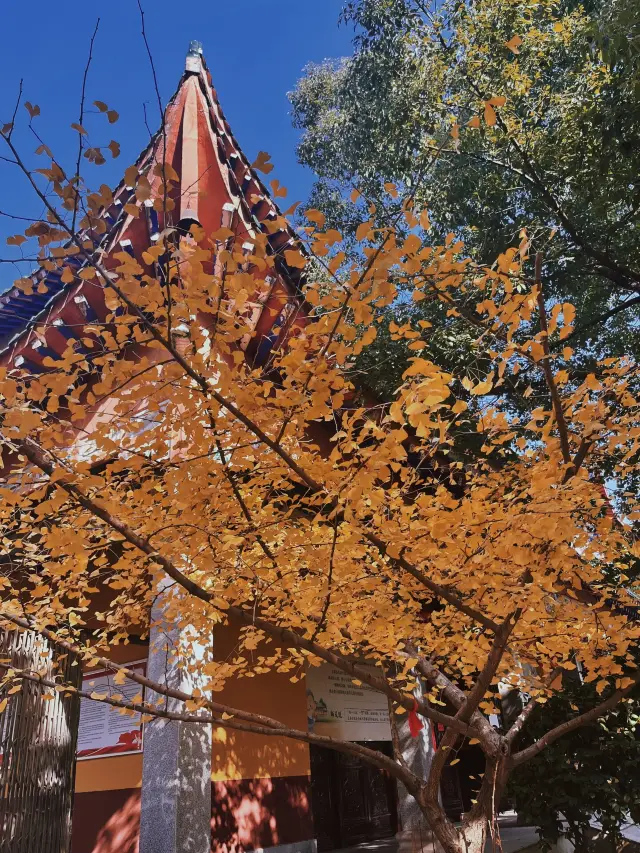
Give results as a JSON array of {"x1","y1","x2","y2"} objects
[{"x1": 77, "y1": 661, "x2": 146, "y2": 760}]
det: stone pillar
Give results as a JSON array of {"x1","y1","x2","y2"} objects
[
  {"x1": 395, "y1": 685, "x2": 441, "y2": 853},
  {"x1": 139, "y1": 594, "x2": 213, "y2": 853}
]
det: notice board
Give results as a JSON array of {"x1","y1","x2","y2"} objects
[
  {"x1": 306, "y1": 663, "x2": 392, "y2": 741},
  {"x1": 77, "y1": 661, "x2": 146, "y2": 759}
]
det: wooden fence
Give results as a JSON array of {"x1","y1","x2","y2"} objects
[{"x1": 0, "y1": 629, "x2": 81, "y2": 853}]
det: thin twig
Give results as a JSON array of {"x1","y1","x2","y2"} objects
[
  {"x1": 0, "y1": 209, "x2": 40, "y2": 222},
  {"x1": 535, "y1": 252, "x2": 571, "y2": 465},
  {"x1": 71, "y1": 19, "x2": 100, "y2": 234},
  {"x1": 5, "y1": 78, "x2": 23, "y2": 142},
  {"x1": 136, "y1": 0, "x2": 171, "y2": 333},
  {"x1": 312, "y1": 520, "x2": 339, "y2": 641},
  {"x1": 567, "y1": 294, "x2": 640, "y2": 339},
  {"x1": 142, "y1": 101, "x2": 152, "y2": 138}
]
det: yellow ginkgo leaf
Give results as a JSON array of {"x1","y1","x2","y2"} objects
[
  {"x1": 470, "y1": 378, "x2": 493, "y2": 395},
  {"x1": 505, "y1": 34, "x2": 523, "y2": 54},
  {"x1": 284, "y1": 249, "x2": 307, "y2": 269},
  {"x1": 305, "y1": 209, "x2": 326, "y2": 228},
  {"x1": 484, "y1": 103, "x2": 497, "y2": 127},
  {"x1": 252, "y1": 150, "x2": 274, "y2": 174},
  {"x1": 356, "y1": 221, "x2": 372, "y2": 241}
]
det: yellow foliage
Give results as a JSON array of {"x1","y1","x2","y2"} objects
[{"x1": 0, "y1": 149, "x2": 638, "y2": 802}]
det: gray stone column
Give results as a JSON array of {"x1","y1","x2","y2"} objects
[
  {"x1": 395, "y1": 683, "x2": 441, "y2": 853},
  {"x1": 139, "y1": 594, "x2": 213, "y2": 853}
]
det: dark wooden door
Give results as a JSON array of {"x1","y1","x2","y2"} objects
[
  {"x1": 440, "y1": 764, "x2": 465, "y2": 821},
  {"x1": 310, "y1": 742, "x2": 397, "y2": 851},
  {"x1": 309, "y1": 744, "x2": 339, "y2": 852}
]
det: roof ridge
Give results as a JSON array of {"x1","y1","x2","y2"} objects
[{"x1": 0, "y1": 47, "x2": 308, "y2": 353}]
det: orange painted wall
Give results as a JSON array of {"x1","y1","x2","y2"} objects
[
  {"x1": 75, "y1": 623, "x2": 310, "y2": 793},
  {"x1": 211, "y1": 619, "x2": 310, "y2": 781},
  {"x1": 76, "y1": 754, "x2": 143, "y2": 794},
  {"x1": 211, "y1": 671, "x2": 309, "y2": 781}
]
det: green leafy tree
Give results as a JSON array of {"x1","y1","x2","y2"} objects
[
  {"x1": 507, "y1": 684, "x2": 640, "y2": 853},
  {"x1": 290, "y1": 0, "x2": 640, "y2": 390}
]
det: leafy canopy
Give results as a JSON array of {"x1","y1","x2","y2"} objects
[
  {"x1": 1, "y1": 179, "x2": 638, "y2": 717},
  {"x1": 1, "y1": 28, "x2": 640, "y2": 853},
  {"x1": 290, "y1": 0, "x2": 640, "y2": 399}
]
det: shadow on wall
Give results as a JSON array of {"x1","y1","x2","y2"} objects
[
  {"x1": 72, "y1": 642, "x2": 313, "y2": 853},
  {"x1": 72, "y1": 778, "x2": 312, "y2": 853},
  {"x1": 211, "y1": 777, "x2": 312, "y2": 853},
  {"x1": 73, "y1": 789, "x2": 141, "y2": 853}
]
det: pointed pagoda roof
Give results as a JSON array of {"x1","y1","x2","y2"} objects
[{"x1": 0, "y1": 41, "x2": 307, "y2": 357}]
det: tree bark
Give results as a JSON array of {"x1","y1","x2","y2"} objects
[
  {"x1": 460, "y1": 816, "x2": 488, "y2": 853},
  {"x1": 417, "y1": 755, "x2": 507, "y2": 853},
  {"x1": 420, "y1": 794, "x2": 463, "y2": 853},
  {"x1": 418, "y1": 793, "x2": 491, "y2": 853},
  {"x1": 0, "y1": 629, "x2": 81, "y2": 853}
]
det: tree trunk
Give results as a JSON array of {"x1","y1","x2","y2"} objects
[
  {"x1": 422, "y1": 800, "x2": 464, "y2": 853},
  {"x1": 419, "y1": 797, "x2": 489, "y2": 853},
  {"x1": 418, "y1": 757, "x2": 505, "y2": 853},
  {"x1": 460, "y1": 815, "x2": 488, "y2": 853}
]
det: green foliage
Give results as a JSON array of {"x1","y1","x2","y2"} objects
[
  {"x1": 593, "y1": 0, "x2": 640, "y2": 75},
  {"x1": 290, "y1": 0, "x2": 640, "y2": 378},
  {"x1": 508, "y1": 686, "x2": 640, "y2": 853}
]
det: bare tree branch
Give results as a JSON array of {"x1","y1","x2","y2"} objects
[
  {"x1": 136, "y1": 0, "x2": 171, "y2": 332},
  {"x1": 71, "y1": 18, "x2": 100, "y2": 234},
  {"x1": 0, "y1": 658, "x2": 416, "y2": 784},
  {"x1": 504, "y1": 667, "x2": 562, "y2": 746},
  {"x1": 456, "y1": 611, "x2": 519, "y2": 727},
  {"x1": 567, "y1": 294, "x2": 640, "y2": 339},
  {"x1": 3, "y1": 435, "x2": 477, "y2": 737},
  {"x1": 3, "y1": 78, "x2": 23, "y2": 142},
  {"x1": 535, "y1": 252, "x2": 572, "y2": 465}
]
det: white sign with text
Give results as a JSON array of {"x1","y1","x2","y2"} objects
[{"x1": 306, "y1": 663, "x2": 392, "y2": 741}]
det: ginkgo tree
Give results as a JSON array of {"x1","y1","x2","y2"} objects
[{"x1": 1, "y1": 76, "x2": 640, "y2": 853}]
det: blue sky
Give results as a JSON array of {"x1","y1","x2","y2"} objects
[{"x1": 0, "y1": 0, "x2": 354, "y2": 290}]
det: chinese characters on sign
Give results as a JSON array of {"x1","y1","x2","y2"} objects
[
  {"x1": 306, "y1": 663, "x2": 392, "y2": 741},
  {"x1": 77, "y1": 661, "x2": 146, "y2": 759}
]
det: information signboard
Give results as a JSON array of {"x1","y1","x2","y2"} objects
[
  {"x1": 77, "y1": 661, "x2": 146, "y2": 759},
  {"x1": 306, "y1": 663, "x2": 392, "y2": 741}
]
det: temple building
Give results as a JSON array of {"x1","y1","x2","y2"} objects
[{"x1": 0, "y1": 43, "x2": 473, "y2": 853}]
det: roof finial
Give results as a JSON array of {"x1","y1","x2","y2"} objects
[{"x1": 186, "y1": 40, "x2": 203, "y2": 73}]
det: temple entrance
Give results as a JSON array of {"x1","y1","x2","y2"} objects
[{"x1": 310, "y1": 742, "x2": 398, "y2": 852}]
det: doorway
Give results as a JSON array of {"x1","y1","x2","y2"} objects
[{"x1": 310, "y1": 742, "x2": 398, "y2": 852}]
